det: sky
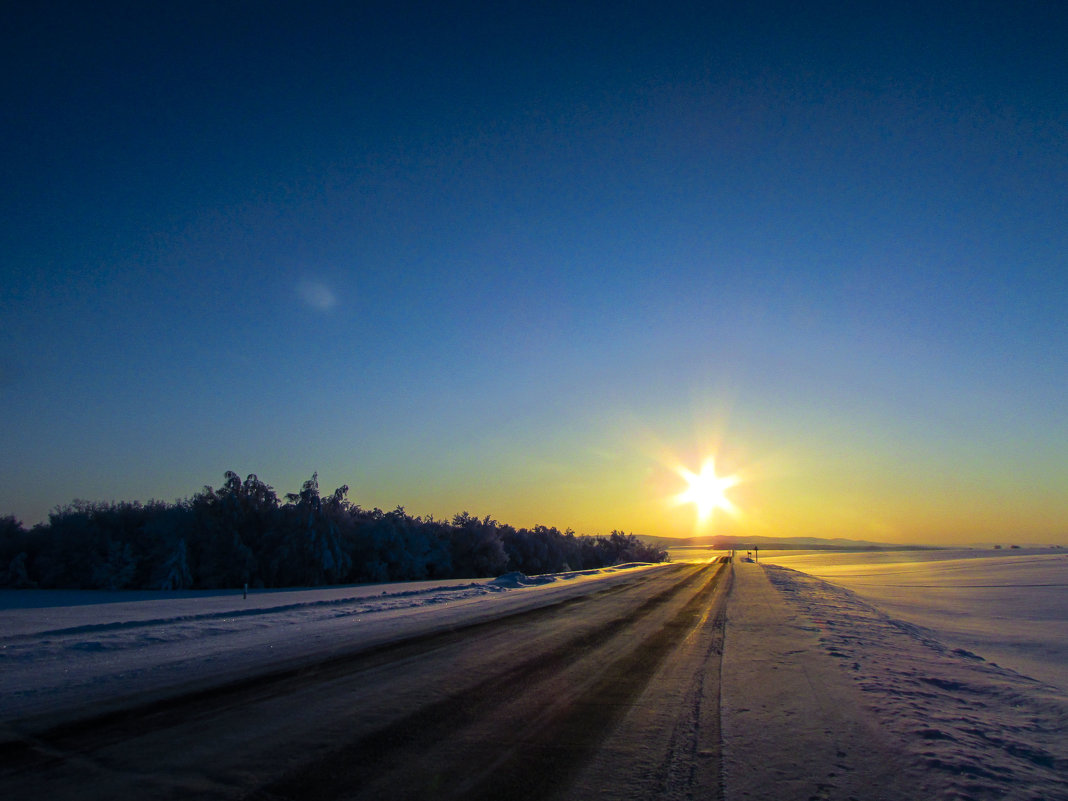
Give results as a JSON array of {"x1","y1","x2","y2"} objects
[{"x1": 2, "y1": 1, "x2": 1066, "y2": 545}]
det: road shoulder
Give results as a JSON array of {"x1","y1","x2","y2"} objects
[{"x1": 721, "y1": 561, "x2": 919, "y2": 801}]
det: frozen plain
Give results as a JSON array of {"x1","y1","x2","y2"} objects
[
  {"x1": 760, "y1": 548, "x2": 1068, "y2": 690},
  {"x1": 2, "y1": 551, "x2": 1067, "y2": 799},
  {"x1": 727, "y1": 550, "x2": 1068, "y2": 800}
]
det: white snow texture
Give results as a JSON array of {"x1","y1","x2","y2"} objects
[{"x1": 2, "y1": 550, "x2": 1066, "y2": 799}]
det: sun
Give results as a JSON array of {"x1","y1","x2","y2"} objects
[{"x1": 674, "y1": 458, "x2": 739, "y2": 524}]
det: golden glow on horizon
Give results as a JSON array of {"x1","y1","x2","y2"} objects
[{"x1": 673, "y1": 457, "x2": 739, "y2": 525}]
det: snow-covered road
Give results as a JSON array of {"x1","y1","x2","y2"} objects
[
  {"x1": 0, "y1": 563, "x2": 666, "y2": 728},
  {"x1": 2, "y1": 555, "x2": 1066, "y2": 800},
  {"x1": 1, "y1": 562, "x2": 731, "y2": 800}
]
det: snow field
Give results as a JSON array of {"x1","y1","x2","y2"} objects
[
  {"x1": 761, "y1": 549, "x2": 1068, "y2": 690},
  {"x1": 755, "y1": 561, "x2": 1068, "y2": 800}
]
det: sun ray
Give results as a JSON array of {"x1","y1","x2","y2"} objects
[{"x1": 673, "y1": 457, "x2": 739, "y2": 524}]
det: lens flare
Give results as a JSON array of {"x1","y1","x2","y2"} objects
[{"x1": 674, "y1": 457, "x2": 739, "y2": 524}]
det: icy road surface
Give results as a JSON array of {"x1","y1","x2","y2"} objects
[
  {"x1": 0, "y1": 563, "x2": 668, "y2": 726},
  {"x1": 2, "y1": 562, "x2": 730, "y2": 800},
  {"x1": 2, "y1": 556, "x2": 1067, "y2": 800}
]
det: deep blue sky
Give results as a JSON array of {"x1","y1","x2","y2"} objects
[{"x1": 3, "y1": 1, "x2": 1066, "y2": 543}]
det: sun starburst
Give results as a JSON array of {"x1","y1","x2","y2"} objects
[{"x1": 674, "y1": 457, "x2": 739, "y2": 523}]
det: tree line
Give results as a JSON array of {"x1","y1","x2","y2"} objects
[{"x1": 0, "y1": 472, "x2": 668, "y2": 590}]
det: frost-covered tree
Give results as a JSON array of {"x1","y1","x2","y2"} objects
[
  {"x1": 92, "y1": 539, "x2": 138, "y2": 590},
  {"x1": 157, "y1": 538, "x2": 193, "y2": 590},
  {"x1": 274, "y1": 474, "x2": 352, "y2": 586},
  {"x1": 0, "y1": 471, "x2": 667, "y2": 589},
  {"x1": 4, "y1": 551, "x2": 36, "y2": 588},
  {"x1": 0, "y1": 516, "x2": 34, "y2": 588},
  {"x1": 450, "y1": 512, "x2": 508, "y2": 577}
]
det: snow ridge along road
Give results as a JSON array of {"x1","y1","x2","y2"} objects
[{"x1": 1, "y1": 561, "x2": 731, "y2": 801}]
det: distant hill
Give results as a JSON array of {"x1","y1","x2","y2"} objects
[{"x1": 640, "y1": 534, "x2": 941, "y2": 551}]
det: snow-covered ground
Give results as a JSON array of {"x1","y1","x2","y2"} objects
[
  {"x1": 0, "y1": 563, "x2": 665, "y2": 729},
  {"x1": 760, "y1": 548, "x2": 1068, "y2": 690},
  {"x1": 734, "y1": 551, "x2": 1068, "y2": 799},
  {"x1": 4, "y1": 551, "x2": 1067, "y2": 798}
]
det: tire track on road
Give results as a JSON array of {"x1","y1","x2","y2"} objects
[
  {"x1": 254, "y1": 560, "x2": 727, "y2": 801},
  {"x1": 0, "y1": 564, "x2": 683, "y2": 767}
]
